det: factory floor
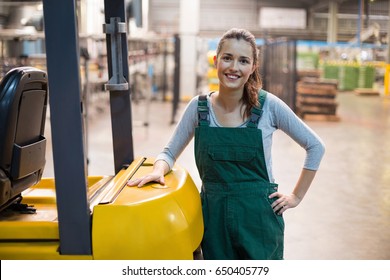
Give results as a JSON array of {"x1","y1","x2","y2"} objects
[{"x1": 43, "y1": 90, "x2": 390, "y2": 260}]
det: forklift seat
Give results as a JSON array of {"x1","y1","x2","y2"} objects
[{"x1": 0, "y1": 67, "x2": 48, "y2": 211}]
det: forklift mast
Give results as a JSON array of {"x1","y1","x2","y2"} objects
[{"x1": 42, "y1": 0, "x2": 133, "y2": 255}]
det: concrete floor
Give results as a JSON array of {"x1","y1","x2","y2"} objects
[{"x1": 43, "y1": 91, "x2": 390, "y2": 260}]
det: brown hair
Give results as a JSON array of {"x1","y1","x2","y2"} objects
[{"x1": 216, "y1": 28, "x2": 262, "y2": 118}]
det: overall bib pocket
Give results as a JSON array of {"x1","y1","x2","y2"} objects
[{"x1": 208, "y1": 145, "x2": 256, "y2": 162}]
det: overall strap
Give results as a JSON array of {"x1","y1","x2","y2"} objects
[
  {"x1": 197, "y1": 94, "x2": 209, "y2": 126},
  {"x1": 247, "y1": 89, "x2": 267, "y2": 128}
]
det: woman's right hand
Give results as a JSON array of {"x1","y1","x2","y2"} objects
[
  {"x1": 126, "y1": 159, "x2": 170, "y2": 187},
  {"x1": 127, "y1": 172, "x2": 165, "y2": 187}
]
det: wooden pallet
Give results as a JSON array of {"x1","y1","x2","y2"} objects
[
  {"x1": 296, "y1": 86, "x2": 336, "y2": 96},
  {"x1": 354, "y1": 88, "x2": 380, "y2": 96},
  {"x1": 297, "y1": 70, "x2": 321, "y2": 79},
  {"x1": 297, "y1": 104, "x2": 338, "y2": 115},
  {"x1": 299, "y1": 77, "x2": 339, "y2": 87},
  {"x1": 296, "y1": 96, "x2": 337, "y2": 105},
  {"x1": 301, "y1": 113, "x2": 341, "y2": 122}
]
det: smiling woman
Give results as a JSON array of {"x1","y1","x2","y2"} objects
[
  {"x1": 127, "y1": 28, "x2": 325, "y2": 260},
  {"x1": 213, "y1": 28, "x2": 261, "y2": 121},
  {"x1": 213, "y1": 40, "x2": 256, "y2": 126}
]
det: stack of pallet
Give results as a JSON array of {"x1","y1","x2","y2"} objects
[{"x1": 296, "y1": 78, "x2": 340, "y2": 121}]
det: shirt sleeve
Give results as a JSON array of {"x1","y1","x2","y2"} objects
[
  {"x1": 269, "y1": 94, "x2": 325, "y2": 170},
  {"x1": 155, "y1": 96, "x2": 199, "y2": 169}
]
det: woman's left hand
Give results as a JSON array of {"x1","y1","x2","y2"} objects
[{"x1": 269, "y1": 192, "x2": 302, "y2": 215}]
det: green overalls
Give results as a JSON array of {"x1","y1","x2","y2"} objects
[{"x1": 195, "y1": 90, "x2": 284, "y2": 260}]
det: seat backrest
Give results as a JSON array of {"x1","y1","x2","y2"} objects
[{"x1": 0, "y1": 67, "x2": 48, "y2": 211}]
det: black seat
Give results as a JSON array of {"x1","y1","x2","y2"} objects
[{"x1": 0, "y1": 67, "x2": 48, "y2": 212}]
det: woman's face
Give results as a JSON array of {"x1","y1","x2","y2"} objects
[{"x1": 214, "y1": 38, "x2": 255, "y2": 92}]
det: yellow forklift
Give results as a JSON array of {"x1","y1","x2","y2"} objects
[{"x1": 0, "y1": 0, "x2": 203, "y2": 259}]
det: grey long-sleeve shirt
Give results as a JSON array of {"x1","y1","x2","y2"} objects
[{"x1": 156, "y1": 91, "x2": 325, "y2": 183}]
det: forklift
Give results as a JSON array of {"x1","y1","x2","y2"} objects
[{"x1": 0, "y1": 0, "x2": 203, "y2": 259}]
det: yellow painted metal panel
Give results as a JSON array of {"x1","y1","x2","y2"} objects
[
  {"x1": 0, "y1": 242, "x2": 92, "y2": 260},
  {"x1": 0, "y1": 160, "x2": 203, "y2": 260},
  {"x1": 0, "y1": 221, "x2": 59, "y2": 240},
  {"x1": 0, "y1": 176, "x2": 105, "y2": 259},
  {"x1": 384, "y1": 64, "x2": 390, "y2": 96},
  {"x1": 92, "y1": 160, "x2": 203, "y2": 260}
]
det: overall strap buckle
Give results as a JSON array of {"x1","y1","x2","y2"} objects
[
  {"x1": 247, "y1": 90, "x2": 267, "y2": 128},
  {"x1": 247, "y1": 109, "x2": 263, "y2": 128},
  {"x1": 197, "y1": 94, "x2": 209, "y2": 126}
]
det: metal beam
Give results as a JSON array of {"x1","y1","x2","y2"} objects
[
  {"x1": 310, "y1": 0, "x2": 348, "y2": 12},
  {"x1": 327, "y1": 1, "x2": 339, "y2": 44},
  {"x1": 42, "y1": 0, "x2": 91, "y2": 255},
  {"x1": 104, "y1": 0, "x2": 134, "y2": 173},
  {"x1": 171, "y1": 34, "x2": 180, "y2": 125}
]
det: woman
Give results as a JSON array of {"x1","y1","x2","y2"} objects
[{"x1": 127, "y1": 28, "x2": 325, "y2": 260}]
